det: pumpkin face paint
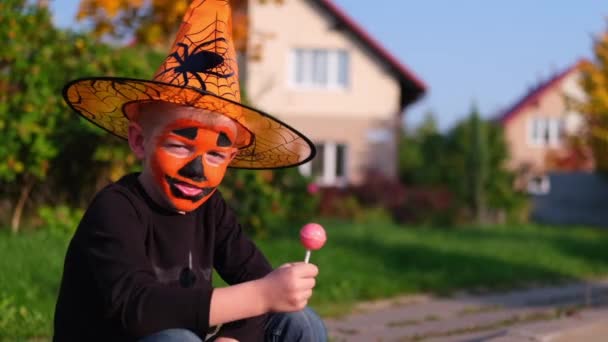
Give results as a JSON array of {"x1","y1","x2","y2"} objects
[{"x1": 151, "y1": 119, "x2": 236, "y2": 212}]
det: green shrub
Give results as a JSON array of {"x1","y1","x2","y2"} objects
[
  {"x1": 220, "y1": 168, "x2": 319, "y2": 237},
  {"x1": 38, "y1": 204, "x2": 83, "y2": 236}
]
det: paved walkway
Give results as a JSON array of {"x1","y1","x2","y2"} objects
[{"x1": 325, "y1": 279, "x2": 608, "y2": 341}]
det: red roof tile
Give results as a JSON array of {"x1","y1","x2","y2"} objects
[{"x1": 499, "y1": 61, "x2": 585, "y2": 124}]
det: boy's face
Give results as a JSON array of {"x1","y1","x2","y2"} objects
[{"x1": 132, "y1": 103, "x2": 239, "y2": 212}]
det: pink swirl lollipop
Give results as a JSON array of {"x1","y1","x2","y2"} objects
[{"x1": 300, "y1": 223, "x2": 327, "y2": 263}]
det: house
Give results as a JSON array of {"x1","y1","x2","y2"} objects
[
  {"x1": 244, "y1": 0, "x2": 426, "y2": 186},
  {"x1": 499, "y1": 61, "x2": 608, "y2": 226},
  {"x1": 498, "y1": 60, "x2": 592, "y2": 190}
]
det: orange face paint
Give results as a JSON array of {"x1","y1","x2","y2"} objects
[{"x1": 151, "y1": 119, "x2": 236, "y2": 212}]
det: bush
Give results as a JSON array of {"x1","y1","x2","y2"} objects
[
  {"x1": 270, "y1": 168, "x2": 320, "y2": 225},
  {"x1": 37, "y1": 205, "x2": 83, "y2": 236},
  {"x1": 220, "y1": 168, "x2": 319, "y2": 237},
  {"x1": 394, "y1": 187, "x2": 454, "y2": 225},
  {"x1": 349, "y1": 170, "x2": 454, "y2": 225},
  {"x1": 352, "y1": 169, "x2": 407, "y2": 210},
  {"x1": 318, "y1": 187, "x2": 361, "y2": 220}
]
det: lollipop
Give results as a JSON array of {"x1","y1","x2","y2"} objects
[{"x1": 300, "y1": 223, "x2": 327, "y2": 263}]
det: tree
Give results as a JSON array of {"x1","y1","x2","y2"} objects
[
  {"x1": 578, "y1": 26, "x2": 608, "y2": 172},
  {"x1": 467, "y1": 105, "x2": 488, "y2": 224},
  {"x1": 0, "y1": 0, "x2": 162, "y2": 232},
  {"x1": 0, "y1": 1, "x2": 72, "y2": 232},
  {"x1": 445, "y1": 111, "x2": 524, "y2": 223},
  {"x1": 398, "y1": 111, "x2": 444, "y2": 185},
  {"x1": 75, "y1": 0, "x2": 283, "y2": 50},
  {"x1": 416, "y1": 110, "x2": 439, "y2": 137},
  {"x1": 397, "y1": 107, "x2": 526, "y2": 224}
]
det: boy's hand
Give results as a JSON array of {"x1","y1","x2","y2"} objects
[{"x1": 260, "y1": 262, "x2": 318, "y2": 312}]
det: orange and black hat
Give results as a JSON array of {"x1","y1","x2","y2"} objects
[{"x1": 63, "y1": 0, "x2": 315, "y2": 169}]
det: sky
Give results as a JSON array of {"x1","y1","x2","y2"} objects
[{"x1": 49, "y1": 0, "x2": 607, "y2": 130}]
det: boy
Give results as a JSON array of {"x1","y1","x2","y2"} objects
[{"x1": 54, "y1": 1, "x2": 325, "y2": 341}]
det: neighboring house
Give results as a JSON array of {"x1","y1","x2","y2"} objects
[
  {"x1": 244, "y1": 0, "x2": 426, "y2": 186},
  {"x1": 498, "y1": 60, "x2": 591, "y2": 192}
]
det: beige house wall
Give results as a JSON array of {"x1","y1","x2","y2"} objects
[
  {"x1": 504, "y1": 71, "x2": 582, "y2": 172},
  {"x1": 285, "y1": 115, "x2": 398, "y2": 185},
  {"x1": 245, "y1": 0, "x2": 403, "y2": 185}
]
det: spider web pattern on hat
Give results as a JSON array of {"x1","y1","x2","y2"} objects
[{"x1": 65, "y1": 78, "x2": 316, "y2": 169}]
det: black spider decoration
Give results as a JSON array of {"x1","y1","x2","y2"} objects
[{"x1": 157, "y1": 38, "x2": 235, "y2": 90}]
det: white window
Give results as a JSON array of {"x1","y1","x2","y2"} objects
[
  {"x1": 529, "y1": 116, "x2": 563, "y2": 147},
  {"x1": 291, "y1": 49, "x2": 350, "y2": 89},
  {"x1": 299, "y1": 142, "x2": 348, "y2": 186}
]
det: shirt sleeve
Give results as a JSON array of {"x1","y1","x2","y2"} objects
[
  {"x1": 77, "y1": 188, "x2": 212, "y2": 338},
  {"x1": 212, "y1": 192, "x2": 273, "y2": 284},
  {"x1": 211, "y1": 192, "x2": 274, "y2": 341}
]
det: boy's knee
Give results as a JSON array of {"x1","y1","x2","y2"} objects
[
  {"x1": 266, "y1": 307, "x2": 328, "y2": 342},
  {"x1": 139, "y1": 328, "x2": 202, "y2": 342}
]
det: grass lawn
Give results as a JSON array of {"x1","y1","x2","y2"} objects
[
  {"x1": 260, "y1": 220, "x2": 608, "y2": 316},
  {"x1": 3, "y1": 221, "x2": 608, "y2": 339}
]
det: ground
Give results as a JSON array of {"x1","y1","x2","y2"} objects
[{"x1": 326, "y1": 278, "x2": 608, "y2": 341}]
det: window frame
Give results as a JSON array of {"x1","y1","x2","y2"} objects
[
  {"x1": 289, "y1": 48, "x2": 350, "y2": 90},
  {"x1": 528, "y1": 116, "x2": 563, "y2": 148},
  {"x1": 299, "y1": 141, "x2": 348, "y2": 187}
]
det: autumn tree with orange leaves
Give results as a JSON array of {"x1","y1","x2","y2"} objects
[
  {"x1": 579, "y1": 26, "x2": 608, "y2": 172},
  {"x1": 76, "y1": 0, "x2": 283, "y2": 52}
]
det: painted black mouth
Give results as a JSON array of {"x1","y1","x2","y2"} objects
[{"x1": 165, "y1": 175, "x2": 215, "y2": 202}]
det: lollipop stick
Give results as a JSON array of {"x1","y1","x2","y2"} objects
[{"x1": 304, "y1": 250, "x2": 311, "y2": 264}]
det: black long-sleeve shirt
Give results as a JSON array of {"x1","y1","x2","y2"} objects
[{"x1": 53, "y1": 173, "x2": 273, "y2": 341}]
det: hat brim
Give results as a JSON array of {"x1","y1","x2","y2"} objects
[{"x1": 63, "y1": 77, "x2": 316, "y2": 169}]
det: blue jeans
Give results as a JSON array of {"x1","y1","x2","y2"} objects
[{"x1": 139, "y1": 307, "x2": 327, "y2": 342}]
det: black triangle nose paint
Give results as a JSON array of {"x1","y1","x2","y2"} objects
[{"x1": 178, "y1": 155, "x2": 206, "y2": 182}]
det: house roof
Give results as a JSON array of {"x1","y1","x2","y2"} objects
[
  {"x1": 499, "y1": 61, "x2": 584, "y2": 124},
  {"x1": 313, "y1": 0, "x2": 427, "y2": 110}
]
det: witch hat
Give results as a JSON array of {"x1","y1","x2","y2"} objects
[{"x1": 63, "y1": 0, "x2": 315, "y2": 169}]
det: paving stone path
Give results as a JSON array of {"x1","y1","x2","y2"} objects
[{"x1": 325, "y1": 279, "x2": 608, "y2": 341}]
